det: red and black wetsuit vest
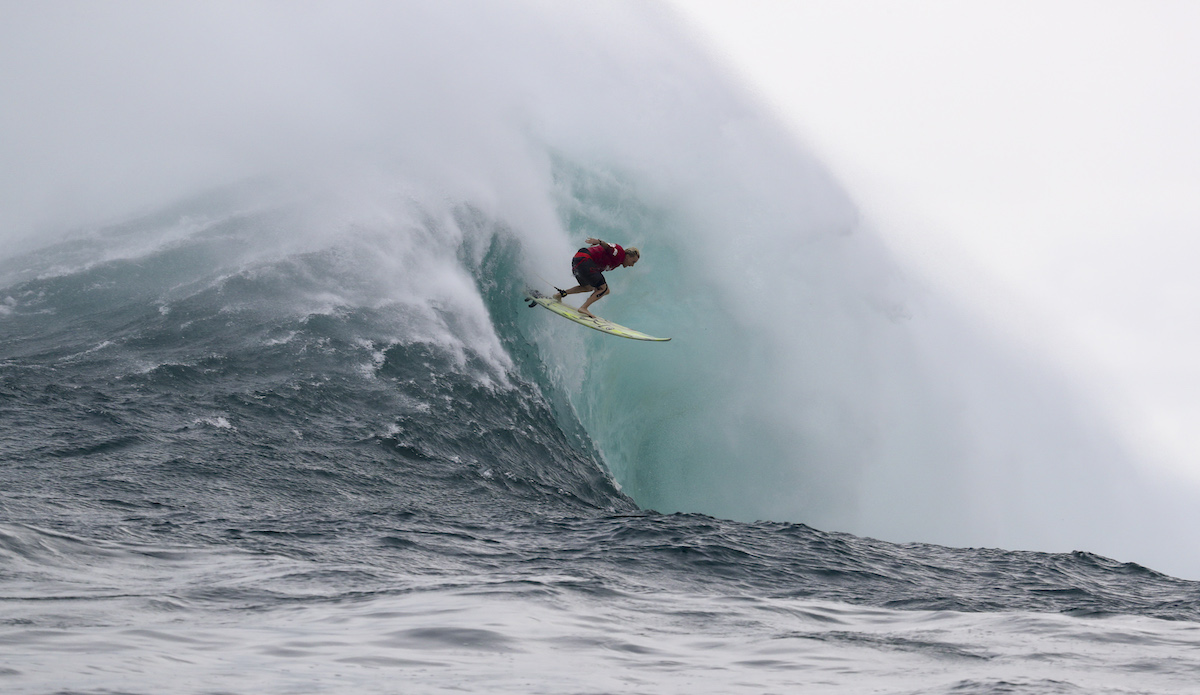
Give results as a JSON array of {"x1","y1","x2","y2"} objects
[{"x1": 573, "y1": 244, "x2": 625, "y2": 271}]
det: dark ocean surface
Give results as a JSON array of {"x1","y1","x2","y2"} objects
[{"x1": 3, "y1": 199, "x2": 1200, "y2": 694}]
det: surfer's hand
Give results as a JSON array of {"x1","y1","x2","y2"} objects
[{"x1": 585, "y1": 237, "x2": 601, "y2": 245}]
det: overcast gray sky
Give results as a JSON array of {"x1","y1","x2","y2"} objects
[{"x1": 668, "y1": 0, "x2": 1200, "y2": 482}]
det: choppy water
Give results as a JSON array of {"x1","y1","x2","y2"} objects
[{"x1": 3, "y1": 199, "x2": 1200, "y2": 695}]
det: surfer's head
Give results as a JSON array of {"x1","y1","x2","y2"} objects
[{"x1": 623, "y1": 247, "x2": 640, "y2": 267}]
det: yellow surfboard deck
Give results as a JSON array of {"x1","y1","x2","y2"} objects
[{"x1": 526, "y1": 290, "x2": 670, "y2": 342}]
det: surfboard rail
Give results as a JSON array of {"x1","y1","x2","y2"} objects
[{"x1": 525, "y1": 289, "x2": 671, "y2": 342}]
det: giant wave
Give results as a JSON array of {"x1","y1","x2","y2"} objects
[{"x1": 2, "y1": 0, "x2": 1199, "y2": 580}]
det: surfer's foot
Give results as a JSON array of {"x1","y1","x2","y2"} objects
[
  {"x1": 578, "y1": 308, "x2": 595, "y2": 318},
  {"x1": 553, "y1": 287, "x2": 567, "y2": 301}
]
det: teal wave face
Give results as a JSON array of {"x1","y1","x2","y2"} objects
[
  {"x1": 517, "y1": 160, "x2": 880, "y2": 527},
  {"x1": 481, "y1": 156, "x2": 1200, "y2": 581}
]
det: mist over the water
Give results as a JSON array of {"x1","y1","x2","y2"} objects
[{"x1": 3, "y1": 1, "x2": 1198, "y2": 578}]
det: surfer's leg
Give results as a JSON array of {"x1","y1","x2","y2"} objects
[
  {"x1": 554, "y1": 284, "x2": 591, "y2": 301},
  {"x1": 578, "y1": 284, "x2": 608, "y2": 317}
]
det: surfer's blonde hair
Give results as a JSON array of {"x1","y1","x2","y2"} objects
[{"x1": 626, "y1": 246, "x2": 640, "y2": 258}]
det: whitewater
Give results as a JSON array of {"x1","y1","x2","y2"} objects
[{"x1": 3, "y1": 2, "x2": 1200, "y2": 693}]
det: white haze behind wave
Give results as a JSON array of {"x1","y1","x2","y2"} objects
[{"x1": 3, "y1": 1, "x2": 1199, "y2": 578}]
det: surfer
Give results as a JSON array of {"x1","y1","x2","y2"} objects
[{"x1": 553, "y1": 237, "x2": 640, "y2": 317}]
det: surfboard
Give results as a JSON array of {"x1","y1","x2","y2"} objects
[{"x1": 525, "y1": 289, "x2": 670, "y2": 342}]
